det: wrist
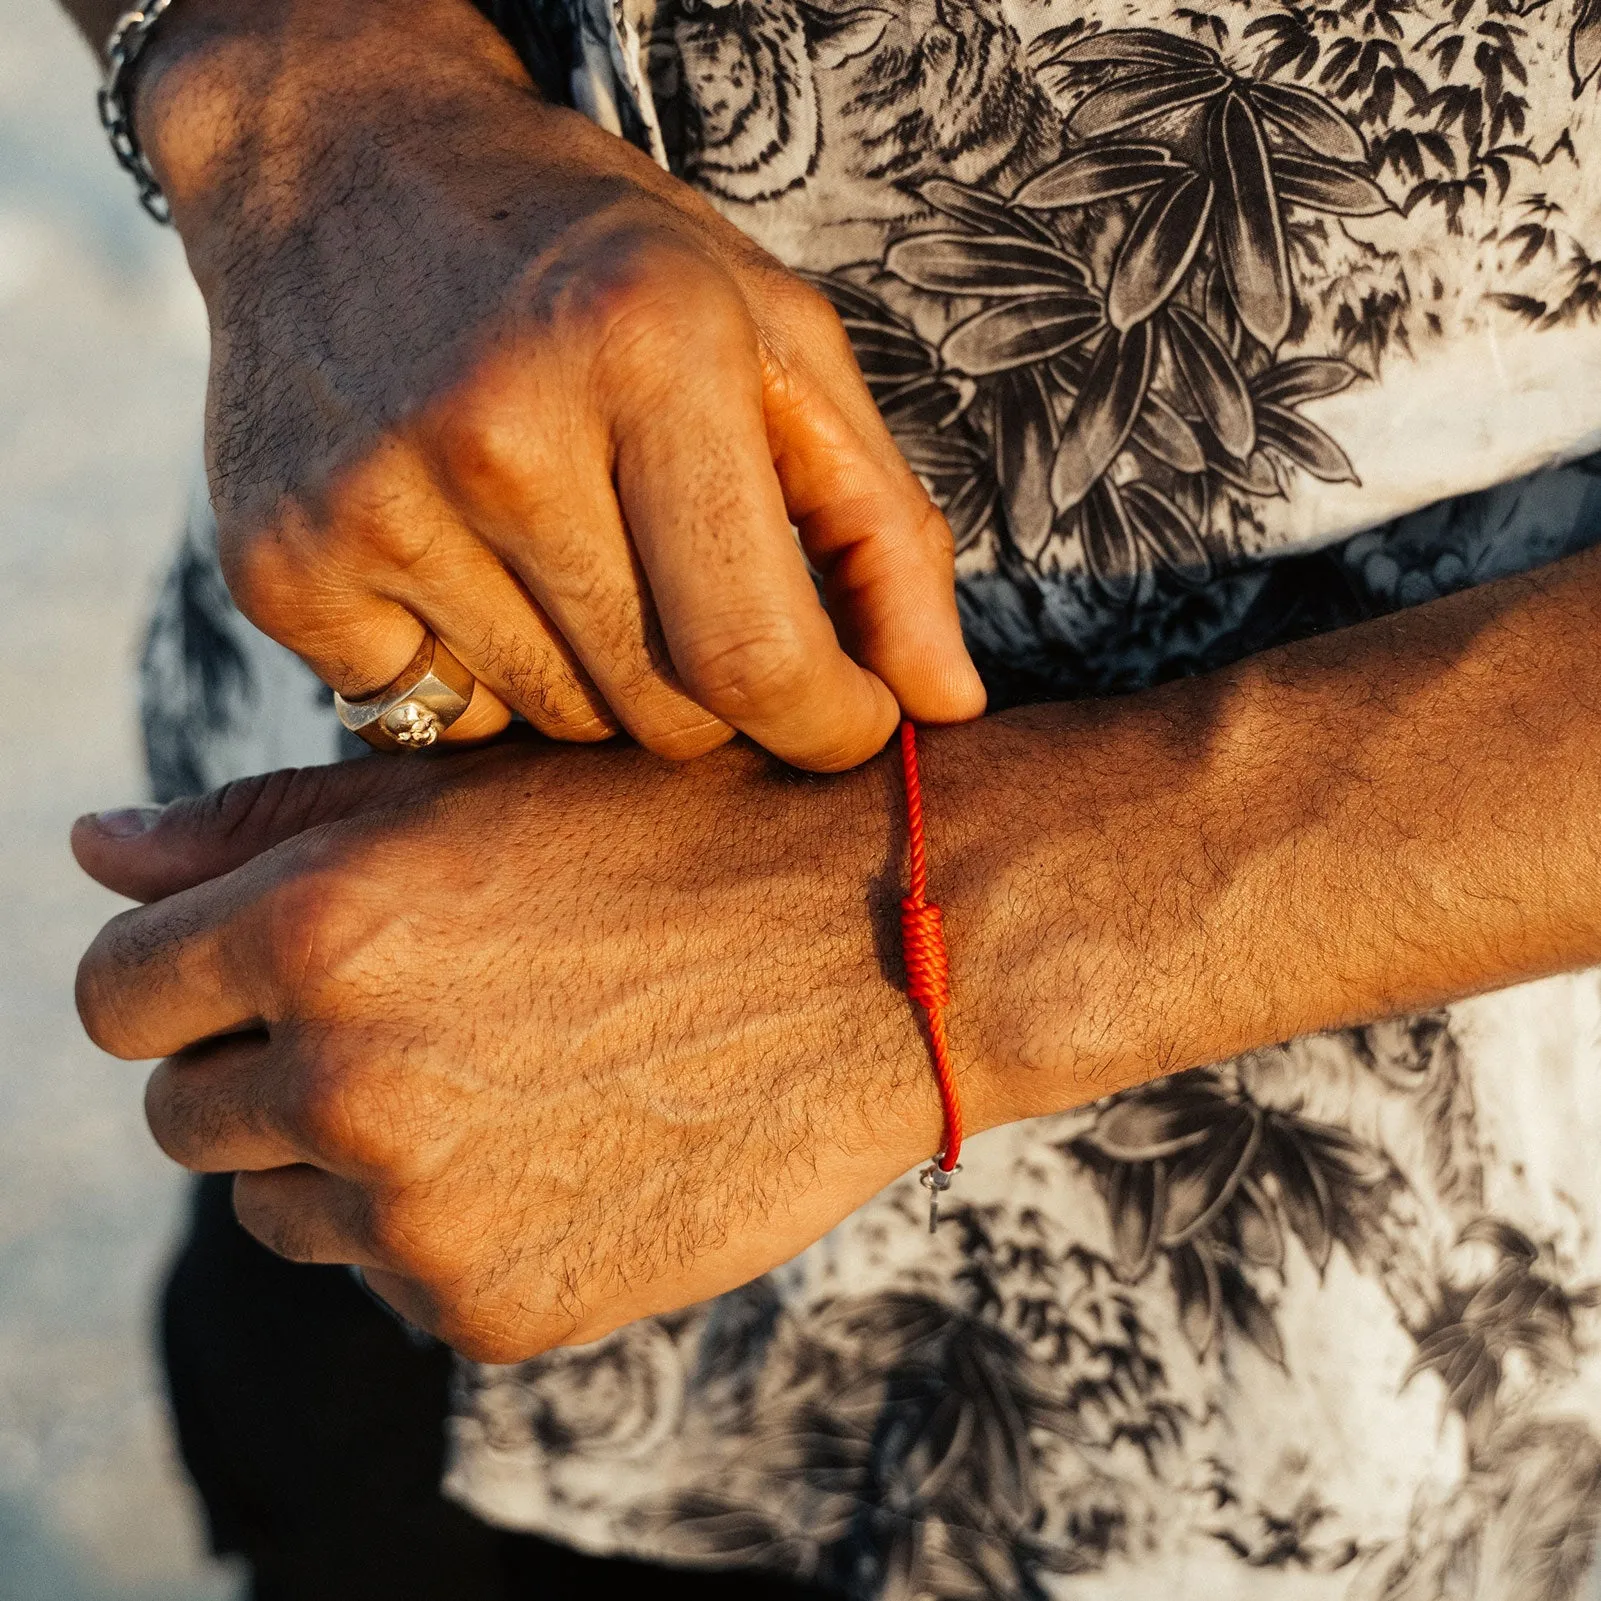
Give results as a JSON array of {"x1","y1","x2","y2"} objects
[
  {"x1": 132, "y1": 0, "x2": 528, "y2": 225},
  {"x1": 899, "y1": 712, "x2": 1098, "y2": 1135},
  {"x1": 125, "y1": 0, "x2": 286, "y2": 210},
  {"x1": 916, "y1": 697, "x2": 1256, "y2": 1132}
]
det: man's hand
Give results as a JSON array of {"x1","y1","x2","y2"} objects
[
  {"x1": 73, "y1": 546, "x2": 1601, "y2": 1361},
  {"x1": 120, "y1": 0, "x2": 983, "y2": 769},
  {"x1": 71, "y1": 737, "x2": 1020, "y2": 1360}
]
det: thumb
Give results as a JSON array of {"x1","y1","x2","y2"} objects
[
  {"x1": 762, "y1": 345, "x2": 987, "y2": 727},
  {"x1": 71, "y1": 757, "x2": 425, "y2": 904}
]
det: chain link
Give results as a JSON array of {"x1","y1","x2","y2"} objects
[{"x1": 97, "y1": 0, "x2": 180, "y2": 224}]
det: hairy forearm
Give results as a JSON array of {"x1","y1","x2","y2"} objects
[
  {"x1": 935, "y1": 544, "x2": 1601, "y2": 1126},
  {"x1": 67, "y1": 538, "x2": 1601, "y2": 1351}
]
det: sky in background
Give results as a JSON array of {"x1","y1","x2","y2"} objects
[{"x1": 0, "y1": 2, "x2": 236, "y2": 1595}]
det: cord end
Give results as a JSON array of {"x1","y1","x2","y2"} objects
[{"x1": 920, "y1": 1161, "x2": 959, "y2": 1232}]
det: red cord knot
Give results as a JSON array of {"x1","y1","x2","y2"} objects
[
  {"x1": 900, "y1": 899, "x2": 951, "y2": 1011},
  {"x1": 897, "y1": 720, "x2": 963, "y2": 1229}
]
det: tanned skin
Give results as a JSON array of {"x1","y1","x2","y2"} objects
[
  {"x1": 62, "y1": 0, "x2": 985, "y2": 770},
  {"x1": 73, "y1": 548, "x2": 1601, "y2": 1360},
  {"x1": 59, "y1": 0, "x2": 1601, "y2": 1359}
]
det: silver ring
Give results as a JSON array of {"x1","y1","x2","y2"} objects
[{"x1": 334, "y1": 634, "x2": 475, "y2": 752}]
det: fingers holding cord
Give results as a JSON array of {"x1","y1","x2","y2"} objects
[
  {"x1": 422, "y1": 383, "x2": 737, "y2": 761},
  {"x1": 222, "y1": 285, "x2": 973, "y2": 771},
  {"x1": 601, "y1": 283, "x2": 902, "y2": 771},
  {"x1": 755, "y1": 289, "x2": 987, "y2": 727}
]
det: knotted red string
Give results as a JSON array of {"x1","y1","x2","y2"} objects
[{"x1": 899, "y1": 721, "x2": 962, "y2": 1226}]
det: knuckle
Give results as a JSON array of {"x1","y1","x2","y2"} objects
[
  {"x1": 143, "y1": 1066, "x2": 219, "y2": 1169},
  {"x1": 782, "y1": 275, "x2": 849, "y2": 344},
  {"x1": 363, "y1": 1198, "x2": 433, "y2": 1272},
  {"x1": 257, "y1": 853, "x2": 378, "y2": 1006},
  {"x1": 217, "y1": 521, "x2": 291, "y2": 629},
  {"x1": 321, "y1": 460, "x2": 449, "y2": 575},
  {"x1": 571, "y1": 239, "x2": 748, "y2": 384},
  {"x1": 629, "y1": 706, "x2": 734, "y2": 762},
  {"x1": 258, "y1": 873, "x2": 332, "y2": 987},
  {"x1": 291, "y1": 1052, "x2": 409, "y2": 1175},
  {"x1": 233, "y1": 1190, "x2": 321, "y2": 1265},
  {"x1": 429, "y1": 370, "x2": 543, "y2": 512},
  {"x1": 75, "y1": 919, "x2": 151, "y2": 1058},
  {"x1": 183, "y1": 767, "x2": 316, "y2": 850},
  {"x1": 537, "y1": 704, "x2": 619, "y2": 743},
  {"x1": 759, "y1": 272, "x2": 854, "y2": 369},
  {"x1": 675, "y1": 619, "x2": 819, "y2": 722}
]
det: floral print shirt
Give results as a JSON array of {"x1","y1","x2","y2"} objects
[{"x1": 143, "y1": 1, "x2": 1601, "y2": 1595}]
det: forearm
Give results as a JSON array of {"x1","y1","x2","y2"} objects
[
  {"x1": 55, "y1": 0, "x2": 533, "y2": 195},
  {"x1": 939, "y1": 543, "x2": 1601, "y2": 1126}
]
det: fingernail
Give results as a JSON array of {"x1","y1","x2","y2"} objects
[{"x1": 92, "y1": 805, "x2": 164, "y2": 838}]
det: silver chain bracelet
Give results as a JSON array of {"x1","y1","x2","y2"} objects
[{"x1": 97, "y1": 1, "x2": 180, "y2": 224}]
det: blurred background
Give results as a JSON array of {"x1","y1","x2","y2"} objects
[{"x1": 0, "y1": 1, "x2": 238, "y2": 1595}]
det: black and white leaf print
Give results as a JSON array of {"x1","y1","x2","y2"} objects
[
  {"x1": 1094, "y1": 1074, "x2": 1229, "y2": 1159},
  {"x1": 1161, "y1": 1100, "x2": 1264, "y2": 1246},
  {"x1": 1251, "y1": 355, "x2": 1359, "y2": 409},
  {"x1": 1072, "y1": 1070, "x2": 1398, "y2": 1362},
  {"x1": 1258, "y1": 1121, "x2": 1333, "y2": 1274},
  {"x1": 1233, "y1": 1175, "x2": 1285, "y2": 1270},
  {"x1": 1248, "y1": 78, "x2": 1367, "y2": 163},
  {"x1": 1164, "y1": 303, "x2": 1256, "y2": 458},
  {"x1": 644, "y1": 1291, "x2": 1091, "y2": 1599},
  {"x1": 1204, "y1": 426, "x2": 1285, "y2": 496},
  {"x1": 1109, "y1": 1154, "x2": 1166, "y2": 1280},
  {"x1": 1078, "y1": 478, "x2": 1143, "y2": 604},
  {"x1": 1123, "y1": 479, "x2": 1211, "y2": 581},
  {"x1": 175, "y1": 11, "x2": 1601, "y2": 1591},
  {"x1": 1574, "y1": 0, "x2": 1601, "y2": 95},
  {"x1": 1052, "y1": 323, "x2": 1155, "y2": 511},
  {"x1": 1208, "y1": 88, "x2": 1293, "y2": 347},
  {"x1": 1036, "y1": 24, "x2": 1215, "y2": 72},
  {"x1": 1273, "y1": 151, "x2": 1391, "y2": 216},
  {"x1": 942, "y1": 292, "x2": 1102, "y2": 375},
  {"x1": 1109, "y1": 169, "x2": 1215, "y2": 329},
  {"x1": 1258, "y1": 403, "x2": 1359, "y2": 483},
  {"x1": 1171, "y1": 1242, "x2": 1223, "y2": 1352},
  {"x1": 1067, "y1": 64, "x2": 1231, "y2": 139},
  {"x1": 914, "y1": 177, "x2": 1059, "y2": 245},
  {"x1": 884, "y1": 231, "x2": 1093, "y2": 295},
  {"x1": 1011, "y1": 143, "x2": 1182, "y2": 210},
  {"x1": 804, "y1": 17, "x2": 1402, "y2": 600},
  {"x1": 985, "y1": 365, "x2": 1057, "y2": 558},
  {"x1": 1129, "y1": 388, "x2": 1207, "y2": 474}
]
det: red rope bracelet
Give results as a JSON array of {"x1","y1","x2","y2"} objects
[{"x1": 898, "y1": 720, "x2": 963, "y2": 1231}]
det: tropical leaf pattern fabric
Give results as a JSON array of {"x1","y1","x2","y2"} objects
[
  {"x1": 626, "y1": 0, "x2": 1601, "y2": 702},
  {"x1": 138, "y1": 2, "x2": 1601, "y2": 1596}
]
